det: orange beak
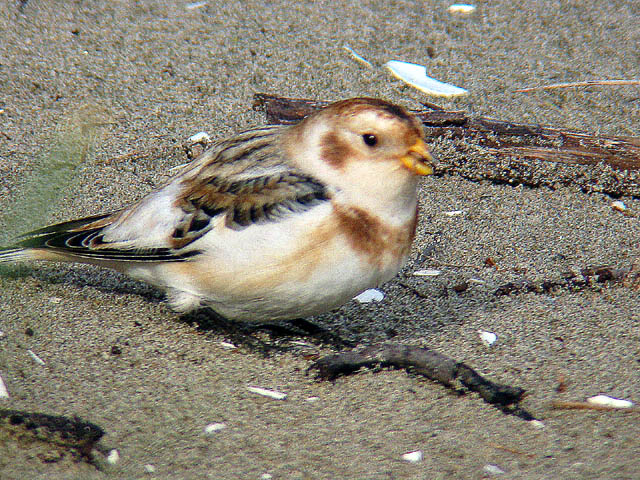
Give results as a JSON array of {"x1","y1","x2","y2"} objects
[{"x1": 400, "y1": 138, "x2": 434, "y2": 175}]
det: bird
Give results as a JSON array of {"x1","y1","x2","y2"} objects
[{"x1": 0, "y1": 98, "x2": 434, "y2": 322}]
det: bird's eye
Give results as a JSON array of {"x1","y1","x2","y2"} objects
[{"x1": 362, "y1": 133, "x2": 377, "y2": 147}]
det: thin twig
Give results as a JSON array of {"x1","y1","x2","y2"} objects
[
  {"x1": 516, "y1": 79, "x2": 640, "y2": 93},
  {"x1": 551, "y1": 401, "x2": 639, "y2": 413},
  {"x1": 487, "y1": 441, "x2": 536, "y2": 458}
]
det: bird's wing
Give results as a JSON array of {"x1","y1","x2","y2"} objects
[
  {"x1": 6, "y1": 126, "x2": 331, "y2": 262},
  {"x1": 5, "y1": 213, "x2": 199, "y2": 262}
]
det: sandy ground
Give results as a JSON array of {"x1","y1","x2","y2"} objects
[{"x1": 1, "y1": 1, "x2": 639, "y2": 478}]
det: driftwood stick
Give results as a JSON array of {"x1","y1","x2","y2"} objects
[
  {"x1": 0, "y1": 408, "x2": 104, "y2": 456},
  {"x1": 308, "y1": 344, "x2": 526, "y2": 408},
  {"x1": 253, "y1": 93, "x2": 640, "y2": 197}
]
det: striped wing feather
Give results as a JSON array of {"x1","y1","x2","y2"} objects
[{"x1": 5, "y1": 125, "x2": 331, "y2": 262}]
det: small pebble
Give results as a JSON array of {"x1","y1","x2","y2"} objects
[
  {"x1": 529, "y1": 419, "x2": 545, "y2": 429},
  {"x1": 219, "y1": 341, "x2": 237, "y2": 350},
  {"x1": 448, "y1": 4, "x2": 476, "y2": 14},
  {"x1": 452, "y1": 282, "x2": 468, "y2": 293},
  {"x1": 188, "y1": 131, "x2": 211, "y2": 143},
  {"x1": 611, "y1": 200, "x2": 626, "y2": 212},
  {"x1": 247, "y1": 386, "x2": 287, "y2": 400},
  {"x1": 354, "y1": 289, "x2": 384, "y2": 303},
  {"x1": 0, "y1": 374, "x2": 9, "y2": 398},
  {"x1": 144, "y1": 464, "x2": 156, "y2": 473},
  {"x1": 204, "y1": 422, "x2": 226, "y2": 434},
  {"x1": 401, "y1": 450, "x2": 423, "y2": 463},
  {"x1": 478, "y1": 330, "x2": 497, "y2": 347},
  {"x1": 483, "y1": 464, "x2": 505, "y2": 475},
  {"x1": 106, "y1": 449, "x2": 120, "y2": 465},
  {"x1": 261, "y1": 474, "x2": 273, "y2": 480}
]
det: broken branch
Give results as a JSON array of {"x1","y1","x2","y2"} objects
[
  {"x1": 516, "y1": 79, "x2": 640, "y2": 92},
  {"x1": 308, "y1": 343, "x2": 526, "y2": 408},
  {"x1": 253, "y1": 93, "x2": 640, "y2": 197}
]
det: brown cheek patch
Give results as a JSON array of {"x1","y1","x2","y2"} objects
[
  {"x1": 320, "y1": 131, "x2": 353, "y2": 170},
  {"x1": 334, "y1": 203, "x2": 418, "y2": 267}
]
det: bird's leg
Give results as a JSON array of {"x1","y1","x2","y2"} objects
[
  {"x1": 180, "y1": 309, "x2": 352, "y2": 352},
  {"x1": 253, "y1": 318, "x2": 355, "y2": 349}
]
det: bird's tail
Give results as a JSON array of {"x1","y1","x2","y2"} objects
[
  {"x1": 0, "y1": 247, "x2": 29, "y2": 263},
  {"x1": 0, "y1": 213, "x2": 114, "y2": 265},
  {"x1": 0, "y1": 212, "x2": 194, "y2": 266}
]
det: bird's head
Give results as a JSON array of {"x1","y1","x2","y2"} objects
[{"x1": 283, "y1": 98, "x2": 434, "y2": 210}]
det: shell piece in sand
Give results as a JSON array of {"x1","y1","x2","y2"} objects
[{"x1": 385, "y1": 60, "x2": 468, "y2": 97}]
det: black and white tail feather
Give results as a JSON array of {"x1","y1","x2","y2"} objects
[{"x1": 0, "y1": 124, "x2": 330, "y2": 267}]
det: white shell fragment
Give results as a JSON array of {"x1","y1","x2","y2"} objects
[
  {"x1": 385, "y1": 60, "x2": 468, "y2": 97},
  {"x1": 144, "y1": 464, "x2": 156, "y2": 473},
  {"x1": 483, "y1": 464, "x2": 505, "y2": 475},
  {"x1": 478, "y1": 330, "x2": 498, "y2": 347},
  {"x1": 448, "y1": 4, "x2": 476, "y2": 15},
  {"x1": 343, "y1": 46, "x2": 374, "y2": 68},
  {"x1": 413, "y1": 269, "x2": 441, "y2": 277},
  {"x1": 204, "y1": 422, "x2": 227, "y2": 434},
  {"x1": 354, "y1": 288, "x2": 384, "y2": 303},
  {"x1": 261, "y1": 474, "x2": 273, "y2": 480},
  {"x1": 219, "y1": 341, "x2": 237, "y2": 350},
  {"x1": 188, "y1": 131, "x2": 211, "y2": 144},
  {"x1": 27, "y1": 349, "x2": 45, "y2": 366},
  {"x1": 185, "y1": 1, "x2": 208, "y2": 10},
  {"x1": 401, "y1": 450, "x2": 423, "y2": 463},
  {"x1": 468, "y1": 278, "x2": 485, "y2": 285},
  {"x1": 587, "y1": 394, "x2": 634, "y2": 409},
  {"x1": 443, "y1": 210, "x2": 464, "y2": 217},
  {"x1": 106, "y1": 449, "x2": 120, "y2": 465},
  {"x1": 529, "y1": 419, "x2": 545, "y2": 429},
  {"x1": 305, "y1": 396, "x2": 320, "y2": 403},
  {"x1": 0, "y1": 374, "x2": 9, "y2": 398},
  {"x1": 247, "y1": 386, "x2": 287, "y2": 400},
  {"x1": 611, "y1": 200, "x2": 627, "y2": 212}
]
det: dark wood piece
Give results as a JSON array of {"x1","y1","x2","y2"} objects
[
  {"x1": 253, "y1": 93, "x2": 640, "y2": 197},
  {"x1": 308, "y1": 343, "x2": 529, "y2": 412}
]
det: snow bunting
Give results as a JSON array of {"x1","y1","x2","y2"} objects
[{"x1": 0, "y1": 98, "x2": 434, "y2": 321}]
